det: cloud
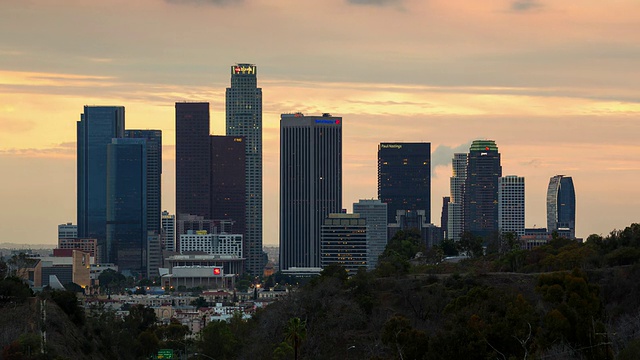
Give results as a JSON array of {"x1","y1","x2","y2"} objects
[
  {"x1": 510, "y1": 0, "x2": 543, "y2": 12},
  {"x1": 431, "y1": 141, "x2": 472, "y2": 177},
  {"x1": 347, "y1": 0, "x2": 402, "y2": 6},
  {"x1": 519, "y1": 158, "x2": 542, "y2": 168},
  {"x1": 0, "y1": 142, "x2": 75, "y2": 159},
  {"x1": 164, "y1": 0, "x2": 243, "y2": 6}
]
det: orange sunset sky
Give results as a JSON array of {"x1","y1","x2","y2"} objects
[{"x1": 1, "y1": 0, "x2": 639, "y2": 246}]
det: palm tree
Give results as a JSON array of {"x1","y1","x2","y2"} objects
[{"x1": 284, "y1": 317, "x2": 306, "y2": 360}]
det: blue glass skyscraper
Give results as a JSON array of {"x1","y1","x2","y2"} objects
[
  {"x1": 125, "y1": 130, "x2": 162, "y2": 234},
  {"x1": 106, "y1": 138, "x2": 147, "y2": 276},
  {"x1": 547, "y1": 175, "x2": 576, "y2": 239},
  {"x1": 77, "y1": 106, "x2": 125, "y2": 263}
]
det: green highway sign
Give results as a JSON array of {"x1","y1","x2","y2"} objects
[{"x1": 157, "y1": 349, "x2": 173, "y2": 359}]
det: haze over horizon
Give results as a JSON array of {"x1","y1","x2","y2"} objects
[{"x1": 1, "y1": 0, "x2": 639, "y2": 246}]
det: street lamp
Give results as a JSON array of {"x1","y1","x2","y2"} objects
[{"x1": 193, "y1": 353, "x2": 215, "y2": 360}]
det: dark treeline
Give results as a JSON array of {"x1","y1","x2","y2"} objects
[{"x1": 1, "y1": 224, "x2": 640, "y2": 359}]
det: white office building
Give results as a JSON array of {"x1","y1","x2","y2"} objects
[
  {"x1": 498, "y1": 175, "x2": 525, "y2": 236},
  {"x1": 353, "y1": 199, "x2": 387, "y2": 270},
  {"x1": 179, "y1": 231, "x2": 243, "y2": 258},
  {"x1": 447, "y1": 153, "x2": 467, "y2": 241}
]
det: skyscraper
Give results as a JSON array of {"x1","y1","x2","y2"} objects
[
  {"x1": 547, "y1": 175, "x2": 576, "y2": 239},
  {"x1": 106, "y1": 138, "x2": 147, "y2": 276},
  {"x1": 378, "y1": 142, "x2": 431, "y2": 224},
  {"x1": 175, "y1": 102, "x2": 211, "y2": 220},
  {"x1": 353, "y1": 199, "x2": 388, "y2": 270},
  {"x1": 498, "y1": 175, "x2": 525, "y2": 236},
  {"x1": 125, "y1": 130, "x2": 162, "y2": 234},
  {"x1": 210, "y1": 135, "x2": 246, "y2": 239},
  {"x1": 280, "y1": 113, "x2": 342, "y2": 271},
  {"x1": 77, "y1": 105, "x2": 125, "y2": 263},
  {"x1": 447, "y1": 153, "x2": 467, "y2": 241},
  {"x1": 441, "y1": 196, "x2": 450, "y2": 239},
  {"x1": 464, "y1": 140, "x2": 502, "y2": 238},
  {"x1": 226, "y1": 63, "x2": 263, "y2": 275},
  {"x1": 161, "y1": 211, "x2": 176, "y2": 252}
]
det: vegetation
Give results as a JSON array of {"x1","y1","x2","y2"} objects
[{"x1": 2, "y1": 223, "x2": 640, "y2": 359}]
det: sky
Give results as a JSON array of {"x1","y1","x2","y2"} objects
[{"x1": 1, "y1": 0, "x2": 639, "y2": 246}]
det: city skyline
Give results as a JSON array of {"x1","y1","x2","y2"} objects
[{"x1": 2, "y1": 0, "x2": 640, "y2": 245}]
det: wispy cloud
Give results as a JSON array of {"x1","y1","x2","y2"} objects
[
  {"x1": 519, "y1": 158, "x2": 542, "y2": 168},
  {"x1": 164, "y1": 0, "x2": 243, "y2": 6},
  {"x1": 0, "y1": 142, "x2": 75, "y2": 159},
  {"x1": 510, "y1": 0, "x2": 543, "y2": 12},
  {"x1": 347, "y1": 0, "x2": 402, "y2": 6}
]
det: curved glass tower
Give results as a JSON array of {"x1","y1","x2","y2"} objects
[{"x1": 546, "y1": 175, "x2": 576, "y2": 239}]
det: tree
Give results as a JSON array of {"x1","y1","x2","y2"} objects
[
  {"x1": 124, "y1": 304, "x2": 157, "y2": 333},
  {"x1": 0, "y1": 276, "x2": 33, "y2": 304},
  {"x1": 98, "y1": 269, "x2": 126, "y2": 293},
  {"x1": 47, "y1": 289, "x2": 85, "y2": 325},
  {"x1": 284, "y1": 317, "x2": 307, "y2": 360},
  {"x1": 382, "y1": 315, "x2": 428, "y2": 360},
  {"x1": 190, "y1": 296, "x2": 208, "y2": 309},
  {"x1": 377, "y1": 229, "x2": 425, "y2": 276},
  {"x1": 6, "y1": 253, "x2": 37, "y2": 278},
  {"x1": 458, "y1": 232, "x2": 483, "y2": 258},
  {"x1": 439, "y1": 239, "x2": 459, "y2": 257},
  {"x1": 198, "y1": 320, "x2": 237, "y2": 360},
  {"x1": 319, "y1": 264, "x2": 348, "y2": 284}
]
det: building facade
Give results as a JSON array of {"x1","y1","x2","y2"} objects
[
  {"x1": 447, "y1": 153, "x2": 467, "y2": 241},
  {"x1": 58, "y1": 238, "x2": 98, "y2": 262},
  {"x1": 210, "y1": 135, "x2": 246, "y2": 257},
  {"x1": 547, "y1": 175, "x2": 576, "y2": 239},
  {"x1": 378, "y1": 142, "x2": 431, "y2": 224},
  {"x1": 464, "y1": 140, "x2": 502, "y2": 239},
  {"x1": 58, "y1": 223, "x2": 78, "y2": 240},
  {"x1": 498, "y1": 176, "x2": 525, "y2": 236},
  {"x1": 388, "y1": 210, "x2": 442, "y2": 249},
  {"x1": 125, "y1": 130, "x2": 162, "y2": 234},
  {"x1": 179, "y1": 232, "x2": 243, "y2": 258},
  {"x1": 441, "y1": 196, "x2": 450, "y2": 240},
  {"x1": 161, "y1": 211, "x2": 176, "y2": 252},
  {"x1": 279, "y1": 113, "x2": 342, "y2": 271},
  {"x1": 77, "y1": 105, "x2": 125, "y2": 262},
  {"x1": 225, "y1": 64, "x2": 263, "y2": 276},
  {"x1": 320, "y1": 213, "x2": 367, "y2": 274},
  {"x1": 353, "y1": 199, "x2": 387, "y2": 270},
  {"x1": 175, "y1": 102, "x2": 211, "y2": 220},
  {"x1": 106, "y1": 138, "x2": 147, "y2": 277}
]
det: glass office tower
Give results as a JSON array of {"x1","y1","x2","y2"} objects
[
  {"x1": 125, "y1": 130, "x2": 162, "y2": 234},
  {"x1": 464, "y1": 140, "x2": 502, "y2": 238},
  {"x1": 280, "y1": 113, "x2": 342, "y2": 271},
  {"x1": 77, "y1": 105, "x2": 125, "y2": 263},
  {"x1": 210, "y1": 135, "x2": 246, "y2": 239},
  {"x1": 106, "y1": 138, "x2": 147, "y2": 276},
  {"x1": 378, "y1": 142, "x2": 431, "y2": 224},
  {"x1": 547, "y1": 175, "x2": 576, "y2": 239},
  {"x1": 226, "y1": 64, "x2": 263, "y2": 275},
  {"x1": 175, "y1": 102, "x2": 211, "y2": 220}
]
